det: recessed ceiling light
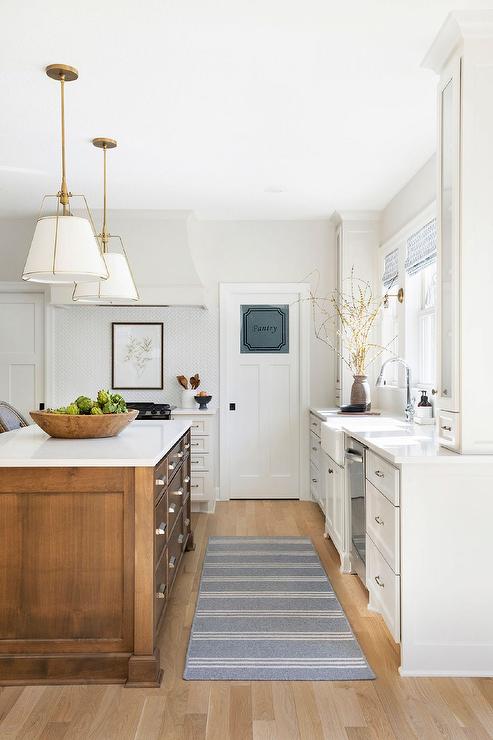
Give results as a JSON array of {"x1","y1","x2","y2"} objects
[{"x1": 264, "y1": 185, "x2": 287, "y2": 194}]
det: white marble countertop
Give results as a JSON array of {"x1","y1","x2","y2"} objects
[
  {"x1": 172, "y1": 406, "x2": 217, "y2": 415},
  {"x1": 312, "y1": 407, "x2": 493, "y2": 465},
  {"x1": 0, "y1": 420, "x2": 191, "y2": 467}
]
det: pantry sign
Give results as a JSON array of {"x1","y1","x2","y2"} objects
[{"x1": 240, "y1": 305, "x2": 289, "y2": 353}]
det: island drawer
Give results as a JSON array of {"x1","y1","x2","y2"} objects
[
  {"x1": 366, "y1": 450, "x2": 399, "y2": 505},
  {"x1": 167, "y1": 513, "x2": 184, "y2": 591},
  {"x1": 154, "y1": 491, "x2": 168, "y2": 563},
  {"x1": 154, "y1": 553, "x2": 168, "y2": 628}
]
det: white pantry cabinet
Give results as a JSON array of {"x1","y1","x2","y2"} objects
[
  {"x1": 171, "y1": 409, "x2": 217, "y2": 512},
  {"x1": 424, "y1": 11, "x2": 493, "y2": 453}
]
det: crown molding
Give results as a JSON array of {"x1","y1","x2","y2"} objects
[
  {"x1": 422, "y1": 11, "x2": 493, "y2": 74},
  {"x1": 330, "y1": 210, "x2": 381, "y2": 225}
]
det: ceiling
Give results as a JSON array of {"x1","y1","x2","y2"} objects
[{"x1": 0, "y1": 0, "x2": 490, "y2": 220}]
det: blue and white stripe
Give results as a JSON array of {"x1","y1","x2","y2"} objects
[{"x1": 183, "y1": 537, "x2": 374, "y2": 681}]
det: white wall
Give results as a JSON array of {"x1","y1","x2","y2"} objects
[{"x1": 1, "y1": 215, "x2": 335, "y2": 409}]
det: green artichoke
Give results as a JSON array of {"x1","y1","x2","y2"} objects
[
  {"x1": 102, "y1": 402, "x2": 118, "y2": 414},
  {"x1": 90, "y1": 406, "x2": 103, "y2": 415},
  {"x1": 97, "y1": 390, "x2": 110, "y2": 407},
  {"x1": 75, "y1": 396, "x2": 94, "y2": 414},
  {"x1": 66, "y1": 404, "x2": 79, "y2": 415}
]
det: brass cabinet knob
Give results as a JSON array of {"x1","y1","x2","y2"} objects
[
  {"x1": 178, "y1": 534, "x2": 184, "y2": 544},
  {"x1": 169, "y1": 555, "x2": 176, "y2": 569},
  {"x1": 155, "y1": 478, "x2": 165, "y2": 486},
  {"x1": 155, "y1": 521, "x2": 166, "y2": 535},
  {"x1": 156, "y1": 583, "x2": 166, "y2": 599},
  {"x1": 169, "y1": 503, "x2": 177, "y2": 514}
]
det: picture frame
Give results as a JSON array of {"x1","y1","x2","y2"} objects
[{"x1": 112, "y1": 322, "x2": 164, "y2": 390}]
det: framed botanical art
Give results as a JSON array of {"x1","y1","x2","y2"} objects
[{"x1": 112, "y1": 322, "x2": 163, "y2": 390}]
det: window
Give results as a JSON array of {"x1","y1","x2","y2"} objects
[{"x1": 379, "y1": 209, "x2": 437, "y2": 391}]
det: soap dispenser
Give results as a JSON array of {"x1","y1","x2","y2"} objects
[{"x1": 416, "y1": 390, "x2": 433, "y2": 419}]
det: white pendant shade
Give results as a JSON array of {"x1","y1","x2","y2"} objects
[
  {"x1": 73, "y1": 252, "x2": 139, "y2": 302},
  {"x1": 22, "y1": 215, "x2": 108, "y2": 284}
]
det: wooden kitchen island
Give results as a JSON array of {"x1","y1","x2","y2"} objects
[{"x1": 0, "y1": 419, "x2": 193, "y2": 687}]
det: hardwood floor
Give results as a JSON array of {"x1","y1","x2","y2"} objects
[{"x1": 1, "y1": 500, "x2": 492, "y2": 739}]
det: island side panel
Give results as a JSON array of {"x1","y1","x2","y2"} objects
[
  {"x1": 0, "y1": 466, "x2": 135, "y2": 684},
  {"x1": 127, "y1": 465, "x2": 162, "y2": 687}
]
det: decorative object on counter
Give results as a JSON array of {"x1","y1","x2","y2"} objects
[
  {"x1": 177, "y1": 373, "x2": 201, "y2": 408},
  {"x1": 194, "y1": 393, "x2": 212, "y2": 409},
  {"x1": 415, "y1": 390, "x2": 433, "y2": 419},
  {"x1": 22, "y1": 64, "x2": 107, "y2": 285},
  {"x1": 112, "y1": 322, "x2": 163, "y2": 389},
  {"x1": 73, "y1": 138, "x2": 138, "y2": 303},
  {"x1": 305, "y1": 269, "x2": 396, "y2": 411},
  {"x1": 32, "y1": 389, "x2": 137, "y2": 437}
]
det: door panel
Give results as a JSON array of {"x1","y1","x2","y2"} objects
[
  {"x1": 0, "y1": 293, "x2": 44, "y2": 418},
  {"x1": 222, "y1": 286, "x2": 303, "y2": 499}
]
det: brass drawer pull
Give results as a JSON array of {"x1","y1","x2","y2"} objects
[
  {"x1": 174, "y1": 487, "x2": 184, "y2": 497},
  {"x1": 178, "y1": 534, "x2": 184, "y2": 544},
  {"x1": 375, "y1": 470, "x2": 385, "y2": 478},
  {"x1": 191, "y1": 483, "x2": 199, "y2": 488},
  {"x1": 177, "y1": 451, "x2": 184, "y2": 458},
  {"x1": 168, "y1": 503, "x2": 177, "y2": 514},
  {"x1": 169, "y1": 555, "x2": 177, "y2": 569},
  {"x1": 441, "y1": 425, "x2": 452, "y2": 432},
  {"x1": 169, "y1": 462, "x2": 176, "y2": 471},
  {"x1": 155, "y1": 521, "x2": 167, "y2": 535},
  {"x1": 156, "y1": 583, "x2": 167, "y2": 599},
  {"x1": 155, "y1": 478, "x2": 165, "y2": 486},
  {"x1": 185, "y1": 443, "x2": 190, "y2": 450},
  {"x1": 184, "y1": 475, "x2": 190, "y2": 484},
  {"x1": 374, "y1": 575, "x2": 385, "y2": 588},
  {"x1": 192, "y1": 460, "x2": 200, "y2": 464},
  {"x1": 191, "y1": 442, "x2": 200, "y2": 446},
  {"x1": 374, "y1": 515, "x2": 384, "y2": 526},
  {"x1": 185, "y1": 518, "x2": 190, "y2": 526}
]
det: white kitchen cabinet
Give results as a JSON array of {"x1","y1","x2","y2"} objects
[
  {"x1": 171, "y1": 409, "x2": 217, "y2": 512},
  {"x1": 309, "y1": 412, "x2": 325, "y2": 513},
  {"x1": 424, "y1": 12, "x2": 493, "y2": 453},
  {"x1": 330, "y1": 212, "x2": 379, "y2": 406},
  {"x1": 324, "y1": 454, "x2": 344, "y2": 561}
]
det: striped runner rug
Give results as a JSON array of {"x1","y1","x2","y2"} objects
[{"x1": 183, "y1": 537, "x2": 374, "y2": 680}]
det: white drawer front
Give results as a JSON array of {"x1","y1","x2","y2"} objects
[
  {"x1": 366, "y1": 535, "x2": 400, "y2": 642},
  {"x1": 310, "y1": 431, "x2": 322, "y2": 469},
  {"x1": 191, "y1": 453, "x2": 209, "y2": 471},
  {"x1": 190, "y1": 418, "x2": 211, "y2": 435},
  {"x1": 366, "y1": 450, "x2": 399, "y2": 505},
  {"x1": 190, "y1": 436, "x2": 209, "y2": 453},
  {"x1": 309, "y1": 413, "x2": 321, "y2": 438},
  {"x1": 190, "y1": 472, "x2": 212, "y2": 499},
  {"x1": 438, "y1": 411, "x2": 459, "y2": 451},
  {"x1": 366, "y1": 481, "x2": 400, "y2": 574}
]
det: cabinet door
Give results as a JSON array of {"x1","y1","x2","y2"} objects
[
  {"x1": 437, "y1": 57, "x2": 461, "y2": 412},
  {"x1": 325, "y1": 461, "x2": 335, "y2": 534},
  {"x1": 332, "y1": 463, "x2": 344, "y2": 553}
]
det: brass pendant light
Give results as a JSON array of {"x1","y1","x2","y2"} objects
[
  {"x1": 72, "y1": 138, "x2": 139, "y2": 303},
  {"x1": 22, "y1": 64, "x2": 108, "y2": 284}
]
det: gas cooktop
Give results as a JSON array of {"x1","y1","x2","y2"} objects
[{"x1": 126, "y1": 402, "x2": 176, "y2": 420}]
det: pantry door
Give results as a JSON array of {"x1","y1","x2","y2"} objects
[
  {"x1": 220, "y1": 283, "x2": 310, "y2": 500},
  {"x1": 0, "y1": 291, "x2": 45, "y2": 419}
]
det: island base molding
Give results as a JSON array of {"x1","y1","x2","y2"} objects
[{"x1": 0, "y1": 428, "x2": 192, "y2": 687}]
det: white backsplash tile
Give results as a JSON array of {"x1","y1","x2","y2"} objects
[{"x1": 52, "y1": 305, "x2": 218, "y2": 407}]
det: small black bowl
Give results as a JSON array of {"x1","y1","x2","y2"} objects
[{"x1": 194, "y1": 394, "x2": 212, "y2": 409}]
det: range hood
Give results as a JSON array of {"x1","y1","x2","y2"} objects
[{"x1": 49, "y1": 211, "x2": 206, "y2": 307}]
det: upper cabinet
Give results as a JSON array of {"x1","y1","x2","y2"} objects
[
  {"x1": 331, "y1": 212, "x2": 380, "y2": 407},
  {"x1": 424, "y1": 11, "x2": 493, "y2": 453}
]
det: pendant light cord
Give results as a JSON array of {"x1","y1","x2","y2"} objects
[
  {"x1": 59, "y1": 73, "x2": 70, "y2": 214},
  {"x1": 102, "y1": 144, "x2": 108, "y2": 252}
]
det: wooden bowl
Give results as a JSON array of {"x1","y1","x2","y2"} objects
[{"x1": 29, "y1": 409, "x2": 139, "y2": 439}]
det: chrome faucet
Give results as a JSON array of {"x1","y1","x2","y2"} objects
[{"x1": 376, "y1": 357, "x2": 415, "y2": 422}]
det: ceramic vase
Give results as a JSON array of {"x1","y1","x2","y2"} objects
[
  {"x1": 350, "y1": 375, "x2": 371, "y2": 410},
  {"x1": 181, "y1": 389, "x2": 196, "y2": 409}
]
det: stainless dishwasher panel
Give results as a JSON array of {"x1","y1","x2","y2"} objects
[{"x1": 345, "y1": 438, "x2": 367, "y2": 584}]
